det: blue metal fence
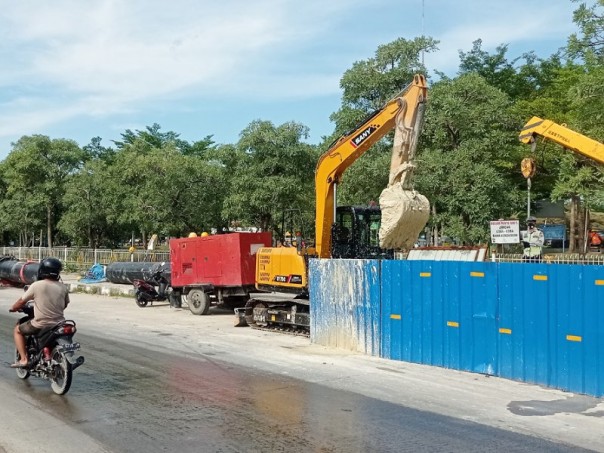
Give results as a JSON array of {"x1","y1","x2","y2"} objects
[
  {"x1": 381, "y1": 261, "x2": 498, "y2": 374},
  {"x1": 309, "y1": 259, "x2": 381, "y2": 355},
  {"x1": 309, "y1": 259, "x2": 604, "y2": 397}
]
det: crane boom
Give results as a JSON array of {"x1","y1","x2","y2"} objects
[{"x1": 519, "y1": 116, "x2": 604, "y2": 165}]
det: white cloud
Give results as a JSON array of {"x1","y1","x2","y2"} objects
[
  {"x1": 0, "y1": 0, "x2": 579, "y2": 153},
  {"x1": 0, "y1": 102, "x2": 81, "y2": 138},
  {"x1": 0, "y1": 0, "x2": 357, "y2": 97},
  {"x1": 3, "y1": 2, "x2": 285, "y2": 96},
  {"x1": 0, "y1": 0, "x2": 353, "y2": 142}
]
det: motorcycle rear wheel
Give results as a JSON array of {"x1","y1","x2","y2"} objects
[
  {"x1": 135, "y1": 291, "x2": 149, "y2": 308},
  {"x1": 14, "y1": 349, "x2": 29, "y2": 379},
  {"x1": 50, "y1": 348, "x2": 73, "y2": 395}
]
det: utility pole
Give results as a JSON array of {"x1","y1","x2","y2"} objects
[
  {"x1": 521, "y1": 157, "x2": 536, "y2": 218},
  {"x1": 421, "y1": 0, "x2": 425, "y2": 66}
]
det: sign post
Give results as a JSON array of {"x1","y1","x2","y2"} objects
[
  {"x1": 521, "y1": 157, "x2": 537, "y2": 220},
  {"x1": 490, "y1": 220, "x2": 520, "y2": 244}
]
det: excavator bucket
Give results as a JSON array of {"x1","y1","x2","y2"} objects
[
  {"x1": 379, "y1": 186, "x2": 429, "y2": 249},
  {"x1": 379, "y1": 97, "x2": 430, "y2": 250}
]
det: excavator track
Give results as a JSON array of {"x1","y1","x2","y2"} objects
[
  {"x1": 236, "y1": 297, "x2": 310, "y2": 337},
  {"x1": 248, "y1": 323, "x2": 310, "y2": 337}
]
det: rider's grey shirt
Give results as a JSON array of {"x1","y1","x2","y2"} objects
[{"x1": 23, "y1": 279, "x2": 70, "y2": 328}]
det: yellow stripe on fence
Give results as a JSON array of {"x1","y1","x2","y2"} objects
[
  {"x1": 566, "y1": 335, "x2": 582, "y2": 342},
  {"x1": 499, "y1": 328, "x2": 512, "y2": 335},
  {"x1": 447, "y1": 321, "x2": 459, "y2": 328},
  {"x1": 419, "y1": 272, "x2": 431, "y2": 278},
  {"x1": 390, "y1": 314, "x2": 401, "y2": 320}
]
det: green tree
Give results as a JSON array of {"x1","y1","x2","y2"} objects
[
  {"x1": 100, "y1": 138, "x2": 229, "y2": 242},
  {"x1": 83, "y1": 136, "x2": 116, "y2": 163},
  {"x1": 114, "y1": 123, "x2": 186, "y2": 151},
  {"x1": 136, "y1": 148, "x2": 227, "y2": 235},
  {"x1": 222, "y1": 120, "x2": 317, "y2": 236},
  {"x1": 568, "y1": 0, "x2": 604, "y2": 64},
  {"x1": 0, "y1": 160, "x2": 43, "y2": 246},
  {"x1": 456, "y1": 39, "x2": 572, "y2": 102},
  {"x1": 327, "y1": 36, "x2": 438, "y2": 205},
  {"x1": 569, "y1": 67, "x2": 604, "y2": 141},
  {"x1": 185, "y1": 135, "x2": 217, "y2": 158},
  {"x1": 416, "y1": 73, "x2": 525, "y2": 244},
  {"x1": 57, "y1": 137, "x2": 121, "y2": 247},
  {"x1": 58, "y1": 159, "x2": 117, "y2": 247},
  {"x1": 1, "y1": 135, "x2": 84, "y2": 247},
  {"x1": 113, "y1": 123, "x2": 216, "y2": 157}
]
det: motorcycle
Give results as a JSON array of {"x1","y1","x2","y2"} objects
[
  {"x1": 133, "y1": 266, "x2": 181, "y2": 308},
  {"x1": 13, "y1": 301, "x2": 85, "y2": 395}
]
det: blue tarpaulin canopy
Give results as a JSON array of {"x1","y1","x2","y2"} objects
[{"x1": 79, "y1": 263, "x2": 107, "y2": 283}]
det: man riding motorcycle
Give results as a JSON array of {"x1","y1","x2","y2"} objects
[{"x1": 9, "y1": 257, "x2": 70, "y2": 368}]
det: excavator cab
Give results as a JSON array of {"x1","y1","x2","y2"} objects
[{"x1": 331, "y1": 206, "x2": 394, "y2": 259}]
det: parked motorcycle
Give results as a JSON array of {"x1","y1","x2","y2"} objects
[
  {"x1": 13, "y1": 301, "x2": 85, "y2": 395},
  {"x1": 133, "y1": 265, "x2": 181, "y2": 308}
]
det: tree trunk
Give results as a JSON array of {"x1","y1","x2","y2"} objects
[
  {"x1": 581, "y1": 206, "x2": 589, "y2": 254},
  {"x1": 431, "y1": 205, "x2": 438, "y2": 246},
  {"x1": 569, "y1": 195, "x2": 581, "y2": 253},
  {"x1": 47, "y1": 204, "x2": 53, "y2": 249},
  {"x1": 260, "y1": 213, "x2": 272, "y2": 234},
  {"x1": 569, "y1": 196, "x2": 576, "y2": 253}
]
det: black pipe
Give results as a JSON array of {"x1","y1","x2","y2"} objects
[
  {"x1": 105, "y1": 261, "x2": 170, "y2": 285},
  {"x1": 0, "y1": 256, "x2": 39, "y2": 285}
]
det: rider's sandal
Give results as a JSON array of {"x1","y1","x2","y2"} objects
[{"x1": 9, "y1": 362, "x2": 29, "y2": 369}]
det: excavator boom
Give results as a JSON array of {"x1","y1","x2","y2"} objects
[
  {"x1": 241, "y1": 75, "x2": 428, "y2": 335},
  {"x1": 315, "y1": 74, "x2": 428, "y2": 257}
]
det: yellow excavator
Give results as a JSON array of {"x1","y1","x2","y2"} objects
[
  {"x1": 519, "y1": 116, "x2": 604, "y2": 164},
  {"x1": 237, "y1": 75, "x2": 429, "y2": 335}
]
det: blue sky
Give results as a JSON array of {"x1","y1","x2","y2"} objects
[{"x1": 0, "y1": 0, "x2": 578, "y2": 159}]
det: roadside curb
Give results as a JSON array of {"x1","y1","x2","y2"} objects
[{"x1": 65, "y1": 282, "x2": 134, "y2": 298}]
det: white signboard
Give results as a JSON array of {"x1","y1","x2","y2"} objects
[{"x1": 490, "y1": 220, "x2": 520, "y2": 244}]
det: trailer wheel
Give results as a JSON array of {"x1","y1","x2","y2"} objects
[{"x1": 187, "y1": 289, "x2": 210, "y2": 315}]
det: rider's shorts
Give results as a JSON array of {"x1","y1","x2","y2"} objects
[{"x1": 18, "y1": 320, "x2": 41, "y2": 336}]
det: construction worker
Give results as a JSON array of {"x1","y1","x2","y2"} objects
[
  {"x1": 521, "y1": 216, "x2": 544, "y2": 262},
  {"x1": 589, "y1": 230, "x2": 603, "y2": 252}
]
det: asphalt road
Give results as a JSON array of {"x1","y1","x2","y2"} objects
[{"x1": 0, "y1": 288, "x2": 601, "y2": 452}]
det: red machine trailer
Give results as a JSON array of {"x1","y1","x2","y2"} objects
[{"x1": 170, "y1": 232, "x2": 271, "y2": 315}]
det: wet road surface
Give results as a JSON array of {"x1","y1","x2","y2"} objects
[{"x1": 0, "y1": 315, "x2": 593, "y2": 452}]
